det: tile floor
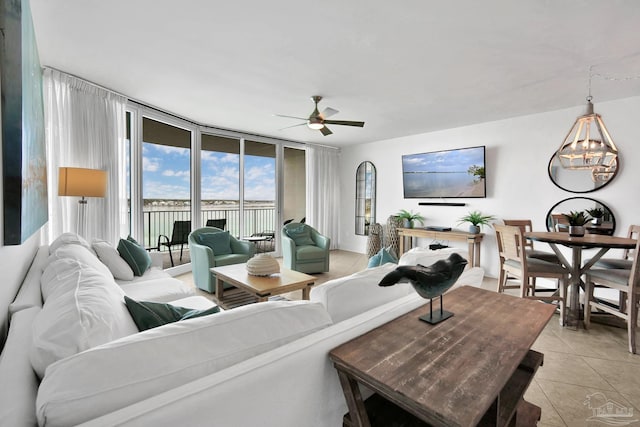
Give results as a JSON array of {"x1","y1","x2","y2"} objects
[{"x1": 176, "y1": 249, "x2": 640, "y2": 427}]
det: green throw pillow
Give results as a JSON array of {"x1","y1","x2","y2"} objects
[
  {"x1": 380, "y1": 247, "x2": 398, "y2": 265},
  {"x1": 368, "y1": 247, "x2": 398, "y2": 268},
  {"x1": 285, "y1": 225, "x2": 315, "y2": 246},
  {"x1": 117, "y1": 237, "x2": 152, "y2": 276},
  {"x1": 367, "y1": 252, "x2": 382, "y2": 268},
  {"x1": 198, "y1": 231, "x2": 232, "y2": 255},
  {"x1": 124, "y1": 296, "x2": 220, "y2": 331}
]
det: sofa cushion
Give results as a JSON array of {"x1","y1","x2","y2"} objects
[
  {"x1": 367, "y1": 251, "x2": 382, "y2": 268},
  {"x1": 285, "y1": 225, "x2": 315, "y2": 246},
  {"x1": 310, "y1": 263, "x2": 415, "y2": 323},
  {"x1": 199, "y1": 231, "x2": 232, "y2": 255},
  {"x1": 117, "y1": 238, "x2": 152, "y2": 276},
  {"x1": 124, "y1": 296, "x2": 220, "y2": 331},
  {"x1": 36, "y1": 300, "x2": 332, "y2": 426},
  {"x1": 92, "y1": 239, "x2": 135, "y2": 281},
  {"x1": 0, "y1": 307, "x2": 41, "y2": 427},
  {"x1": 30, "y1": 264, "x2": 138, "y2": 378},
  {"x1": 118, "y1": 276, "x2": 195, "y2": 303},
  {"x1": 296, "y1": 245, "x2": 326, "y2": 261},
  {"x1": 49, "y1": 232, "x2": 94, "y2": 255}
]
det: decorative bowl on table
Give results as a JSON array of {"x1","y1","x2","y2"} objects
[{"x1": 246, "y1": 254, "x2": 280, "y2": 276}]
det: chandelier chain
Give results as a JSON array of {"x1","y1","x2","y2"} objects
[{"x1": 586, "y1": 65, "x2": 640, "y2": 102}]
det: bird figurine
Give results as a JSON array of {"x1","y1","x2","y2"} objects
[{"x1": 378, "y1": 253, "x2": 468, "y2": 324}]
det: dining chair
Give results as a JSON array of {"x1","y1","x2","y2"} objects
[
  {"x1": 550, "y1": 213, "x2": 569, "y2": 232},
  {"x1": 503, "y1": 219, "x2": 559, "y2": 263},
  {"x1": 494, "y1": 224, "x2": 569, "y2": 325},
  {"x1": 584, "y1": 236, "x2": 640, "y2": 354},
  {"x1": 592, "y1": 224, "x2": 640, "y2": 270}
]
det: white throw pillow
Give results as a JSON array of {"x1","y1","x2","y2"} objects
[
  {"x1": 36, "y1": 300, "x2": 332, "y2": 426},
  {"x1": 310, "y1": 263, "x2": 415, "y2": 323},
  {"x1": 48, "y1": 243, "x2": 112, "y2": 279},
  {"x1": 92, "y1": 239, "x2": 135, "y2": 281},
  {"x1": 31, "y1": 264, "x2": 138, "y2": 378},
  {"x1": 49, "y1": 232, "x2": 94, "y2": 255}
]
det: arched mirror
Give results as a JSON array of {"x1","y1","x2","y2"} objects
[
  {"x1": 355, "y1": 161, "x2": 376, "y2": 235},
  {"x1": 548, "y1": 151, "x2": 619, "y2": 193},
  {"x1": 545, "y1": 197, "x2": 616, "y2": 235}
]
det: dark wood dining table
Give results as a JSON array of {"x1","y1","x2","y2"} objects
[{"x1": 525, "y1": 232, "x2": 636, "y2": 327}]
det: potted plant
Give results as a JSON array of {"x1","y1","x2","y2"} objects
[
  {"x1": 396, "y1": 209, "x2": 425, "y2": 229},
  {"x1": 585, "y1": 207, "x2": 605, "y2": 225},
  {"x1": 457, "y1": 211, "x2": 495, "y2": 234},
  {"x1": 562, "y1": 210, "x2": 590, "y2": 237}
]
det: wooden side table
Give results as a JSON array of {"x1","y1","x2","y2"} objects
[
  {"x1": 397, "y1": 228, "x2": 484, "y2": 267},
  {"x1": 329, "y1": 286, "x2": 555, "y2": 427}
]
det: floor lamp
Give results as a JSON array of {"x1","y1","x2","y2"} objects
[{"x1": 58, "y1": 167, "x2": 107, "y2": 237}]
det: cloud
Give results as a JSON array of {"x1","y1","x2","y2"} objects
[
  {"x1": 143, "y1": 157, "x2": 161, "y2": 172},
  {"x1": 155, "y1": 145, "x2": 189, "y2": 155},
  {"x1": 162, "y1": 170, "x2": 190, "y2": 178}
]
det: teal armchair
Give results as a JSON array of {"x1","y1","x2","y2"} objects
[
  {"x1": 281, "y1": 223, "x2": 330, "y2": 274},
  {"x1": 189, "y1": 227, "x2": 256, "y2": 293}
]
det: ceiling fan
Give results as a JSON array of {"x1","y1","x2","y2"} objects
[{"x1": 276, "y1": 96, "x2": 365, "y2": 136}]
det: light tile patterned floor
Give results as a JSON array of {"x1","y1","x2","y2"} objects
[{"x1": 176, "y1": 250, "x2": 640, "y2": 426}]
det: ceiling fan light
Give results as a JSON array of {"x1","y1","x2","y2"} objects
[{"x1": 307, "y1": 118, "x2": 324, "y2": 130}]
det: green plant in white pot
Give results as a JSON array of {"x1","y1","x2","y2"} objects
[
  {"x1": 396, "y1": 209, "x2": 425, "y2": 229},
  {"x1": 458, "y1": 211, "x2": 495, "y2": 234}
]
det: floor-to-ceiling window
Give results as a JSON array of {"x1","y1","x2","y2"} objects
[
  {"x1": 127, "y1": 103, "x2": 305, "y2": 268},
  {"x1": 200, "y1": 134, "x2": 240, "y2": 235}
]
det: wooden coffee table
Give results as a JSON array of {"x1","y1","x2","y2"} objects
[
  {"x1": 210, "y1": 263, "x2": 316, "y2": 309},
  {"x1": 330, "y1": 286, "x2": 556, "y2": 427}
]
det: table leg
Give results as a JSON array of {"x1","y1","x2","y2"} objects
[
  {"x1": 567, "y1": 246, "x2": 582, "y2": 327},
  {"x1": 302, "y1": 284, "x2": 312, "y2": 300},
  {"x1": 216, "y1": 275, "x2": 224, "y2": 301},
  {"x1": 336, "y1": 369, "x2": 371, "y2": 427},
  {"x1": 399, "y1": 234, "x2": 406, "y2": 255}
]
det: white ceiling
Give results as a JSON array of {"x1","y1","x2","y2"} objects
[{"x1": 29, "y1": 0, "x2": 640, "y2": 148}]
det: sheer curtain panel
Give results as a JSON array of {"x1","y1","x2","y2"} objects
[
  {"x1": 43, "y1": 69, "x2": 127, "y2": 245},
  {"x1": 306, "y1": 145, "x2": 340, "y2": 249}
]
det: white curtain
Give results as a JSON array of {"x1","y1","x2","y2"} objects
[
  {"x1": 43, "y1": 69, "x2": 127, "y2": 245},
  {"x1": 305, "y1": 145, "x2": 340, "y2": 249}
]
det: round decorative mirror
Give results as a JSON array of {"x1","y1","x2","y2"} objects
[
  {"x1": 355, "y1": 161, "x2": 376, "y2": 235},
  {"x1": 548, "y1": 151, "x2": 618, "y2": 193},
  {"x1": 545, "y1": 197, "x2": 615, "y2": 235}
]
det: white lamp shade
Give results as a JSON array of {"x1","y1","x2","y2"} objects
[{"x1": 58, "y1": 167, "x2": 107, "y2": 198}]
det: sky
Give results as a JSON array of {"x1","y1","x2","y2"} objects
[
  {"x1": 142, "y1": 143, "x2": 276, "y2": 201},
  {"x1": 402, "y1": 146, "x2": 485, "y2": 173}
]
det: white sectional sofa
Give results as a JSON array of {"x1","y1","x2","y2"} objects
[{"x1": 0, "y1": 239, "x2": 482, "y2": 427}]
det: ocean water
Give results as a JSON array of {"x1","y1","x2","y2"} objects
[{"x1": 403, "y1": 172, "x2": 478, "y2": 198}]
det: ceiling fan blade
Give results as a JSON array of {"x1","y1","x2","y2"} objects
[
  {"x1": 323, "y1": 119, "x2": 365, "y2": 127},
  {"x1": 274, "y1": 114, "x2": 308, "y2": 121},
  {"x1": 320, "y1": 107, "x2": 339, "y2": 119},
  {"x1": 278, "y1": 122, "x2": 307, "y2": 131},
  {"x1": 320, "y1": 126, "x2": 333, "y2": 136}
]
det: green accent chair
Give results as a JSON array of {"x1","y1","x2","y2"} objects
[
  {"x1": 282, "y1": 223, "x2": 330, "y2": 274},
  {"x1": 189, "y1": 227, "x2": 256, "y2": 293}
]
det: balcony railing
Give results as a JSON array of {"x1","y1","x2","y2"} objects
[{"x1": 142, "y1": 207, "x2": 276, "y2": 251}]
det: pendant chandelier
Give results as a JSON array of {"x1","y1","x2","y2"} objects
[
  {"x1": 556, "y1": 99, "x2": 618, "y2": 170},
  {"x1": 556, "y1": 68, "x2": 618, "y2": 170}
]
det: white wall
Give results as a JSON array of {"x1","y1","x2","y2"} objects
[{"x1": 339, "y1": 96, "x2": 640, "y2": 278}]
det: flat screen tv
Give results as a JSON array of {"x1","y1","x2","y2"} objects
[{"x1": 402, "y1": 146, "x2": 486, "y2": 198}]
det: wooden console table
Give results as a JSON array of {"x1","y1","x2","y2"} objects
[
  {"x1": 329, "y1": 286, "x2": 555, "y2": 427},
  {"x1": 397, "y1": 228, "x2": 484, "y2": 267}
]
